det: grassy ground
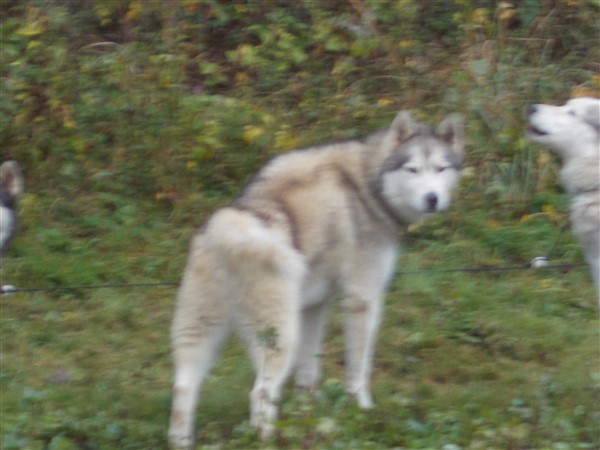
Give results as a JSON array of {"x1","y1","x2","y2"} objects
[
  {"x1": 1, "y1": 189, "x2": 598, "y2": 450},
  {"x1": 1, "y1": 3, "x2": 599, "y2": 449}
]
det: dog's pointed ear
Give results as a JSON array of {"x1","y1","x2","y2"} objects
[
  {"x1": 437, "y1": 113, "x2": 465, "y2": 157},
  {"x1": 389, "y1": 111, "x2": 423, "y2": 143}
]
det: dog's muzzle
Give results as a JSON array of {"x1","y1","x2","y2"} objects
[{"x1": 527, "y1": 105, "x2": 550, "y2": 136}]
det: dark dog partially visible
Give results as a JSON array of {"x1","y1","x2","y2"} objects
[{"x1": 0, "y1": 161, "x2": 24, "y2": 255}]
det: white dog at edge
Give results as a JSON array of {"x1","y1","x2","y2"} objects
[
  {"x1": 527, "y1": 97, "x2": 600, "y2": 302},
  {"x1": 168, "y1": 110, "x2": 465, "y2": 449}
]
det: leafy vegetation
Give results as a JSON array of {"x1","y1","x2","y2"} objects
[{"x1": 1, "y1": 1, "x2": 599, "y2": 449}]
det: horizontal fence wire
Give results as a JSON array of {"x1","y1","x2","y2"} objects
[
  {"x1": 0, "y1": 260, "x2": 588, "y2": 295},
  {"x1": 0, "y1": 281, "x2": 178, "y2": 295},
  {"x1": 397, "y1": 262, "x2": 587, "y2": 276}
]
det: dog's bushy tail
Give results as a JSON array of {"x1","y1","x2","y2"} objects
[{"x1": 204, "y1": 208, "x2": 305, "y2": 280}]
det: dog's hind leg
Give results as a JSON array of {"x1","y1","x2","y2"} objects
[
  {"x1": 169, "y1": 246, "x2": 231, "y2": 450},
  {"x1": 169, "y1": 328, "x2": 228, "y2": 450},
  {"x1": 239, "y1": 272, "x2": 302, "y2": 438}
]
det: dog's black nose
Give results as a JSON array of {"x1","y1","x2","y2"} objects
[
  {"x1": 528, "y1": 105, "x2": 538, "y2": 115},
  {"x1": 425, "y1": 193, "x2": 438, "y2": 211}
]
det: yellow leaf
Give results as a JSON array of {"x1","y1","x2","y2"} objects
[
  {"x1": 64, "y1": 118, "x2": 76, "y2": 129},
  {"x1": 63, "y1": 113, "x2": 76, "y2": 130},
  {"x1": 537, "y1": 152, "x2": 553, "y2": 166},
  {"x1": 473, "y1": 8, "x2": 490, "y2": 25},
  {"x1": 15, "y1": 112, "x2": 29, "y2": 125},
  {"x1": 242, "y1": 126, "x2": 265, "y2": 144},
  {"x1": 407, "y1": 223, "x2": 424, "y2": 233},
  {"x1": 499, "y1": 8, "x2": 516, "y2": 22},
  {"x1": 398, "y1": 40, "x2": 416, "y2": 49},
  {"x1": 95, "y1": 6, "x2": 113, "y2": 26},
  {"x1": 17, "y1": 7, "x2": 48, "y2": 37},
  {"x1": 237, "y1": 44, "x2": 254, "y2": 57},
  {"x1": 274, "y1": 130, "x2": 298, "y2": 152},
  {"x1": 261, "y1": 113, "x2": 275, "y2": 126},
  {"x1": 542, "y1": 204, "x2": 563, "y2": 222},
  {"x1": 538, "y1": 278, "x2": 558, "y2": 290},
  {"x1": 377, "y1": 98, "x2": 394, "y2": 107},
  {"x1": 461, "y1": 166, "x2": 476, "y2": 179},
  {"x1": 27, "y1": 40, "x2": 41, "y2": 51},
  {"x1": 95, "y1": 6, "x2": 112, "y2": 18},
  {"x1": 125, "y1": 1, "x2": 143, "y2": 22},
  {"x1": 16, "y1": 21, "x2": 47, "y2": 37},
  {"x1": 234, "y1": 71, "x2": 250, "y2": 85}
]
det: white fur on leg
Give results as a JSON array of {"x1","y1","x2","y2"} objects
[
  {"x1": 295, "y1": 301, "x2": 329, "y2": 389},
  {"x1": 169, "y1": 335, "x2": 227, "y2": 449}
]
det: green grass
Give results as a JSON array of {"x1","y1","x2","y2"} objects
[
  {"x1": 1, "y1": 2, "x2": 599, "y2": 449},
  {"x1": 1, "y1": 195, "x2": 598, "y2": 450}
]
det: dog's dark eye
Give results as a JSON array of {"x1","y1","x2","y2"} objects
[
  {"x1": 406, "y1": 167, "x2": 419, "y2": 174},
  {"x1": 437, "y1": 166, "x2": 448, "y2": 173}
]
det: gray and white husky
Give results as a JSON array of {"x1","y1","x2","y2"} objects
[
  {"x1": 0, "y1": 160, "x2": 24, "y2": 256},
  {"x1": 169, "y1": 110, "x2": 465, "y2": 449},
  {"x1": 527, "y1": 97, "x2": 600, "y2": 301}
]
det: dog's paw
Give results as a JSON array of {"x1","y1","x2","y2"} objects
[
  {"x1": 168, "y1": 433, "x2": 194, "y2": 450},
  {"x1": 353, "y1": 387, "x2": 374, "y2": 409}
]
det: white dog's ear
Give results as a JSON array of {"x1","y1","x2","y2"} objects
[
  {"x1": 389, "y1": 111, "x2": 424, "y2": 143},
  {"x1": 437, "y1": 114, "x2": 465, "y2": 157}
]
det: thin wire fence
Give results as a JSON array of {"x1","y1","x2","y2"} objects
[{"x1": 1, "y1": 259, "x2": 587, "y2": 295}]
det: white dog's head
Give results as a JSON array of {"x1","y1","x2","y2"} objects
[{"x1": 527, "y1": 97, "x2": 600, "y2": 159}]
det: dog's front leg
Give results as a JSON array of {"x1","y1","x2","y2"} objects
[
  {"x1": 342, "y1": 290, "x2": 385, "y2": 409},
  {"x1": 295, "y1": 301, "x2": 329, "y2": 390},
  {"x1": 341, "y1": 243, "x2": 396, "y2": 408}
]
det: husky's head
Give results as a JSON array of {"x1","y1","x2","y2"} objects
[
  {"x1": 375, "y1": 111, "x2": 464, "y2": 225},
  {"x1": 527, "y1": 97, "x2": 600, "y2": 159},
  {"x1": 0, "y1": 160, "x2": 24, "y2": 254}
]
